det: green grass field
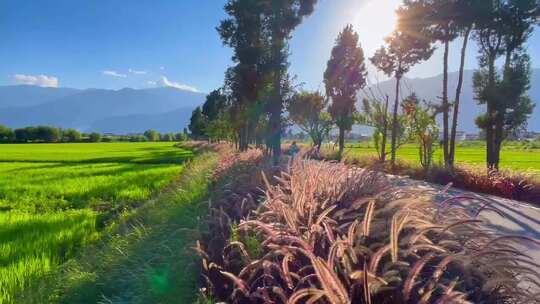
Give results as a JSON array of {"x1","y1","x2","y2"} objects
[
  {"x1": 0, "y1": 142, "x2": 193, "y2": 303},
  {"x1": 340, "y1": 141, "x2": 540, "y2": 174},
  {"x1": 28, "y1": 152, "x2": 219, "y2": 304}
]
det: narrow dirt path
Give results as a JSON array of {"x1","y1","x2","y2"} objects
[{"x1": 390, "y1": 175, "x2": 540, "y2": 284}]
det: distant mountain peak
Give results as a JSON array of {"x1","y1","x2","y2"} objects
[{"x1": 0, "y1": 85, "x2": 206, "y2": 133}]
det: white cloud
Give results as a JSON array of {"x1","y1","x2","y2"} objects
[
  {"x1": 13, "y1": 74, "x2": 59, "y2": 87},
  {"x1": 159, "y1": 66, "x2": 165, "y2": 71},
  {"x1": 102, "y1": 70, "x2": 127, "y2": 78},
  {"x1": 129, "y1": 69, "x2": 147, "y2": 75},
  {"x1": 146, "y1": 80, "x2": 157, "y2": 86},
  {"x1": 157, "y1": 76, "x2": 199, "y2": 92}
]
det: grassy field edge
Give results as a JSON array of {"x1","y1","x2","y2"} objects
[{"x1": 19, "y1": 151, "x2": 219, "y2": 304}]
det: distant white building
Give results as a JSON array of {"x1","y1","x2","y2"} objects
[
  {"x1": 456, "y1": 131, "x2": 467, "y2": 141},
  {"x1": 439, "y1": 131, "x2": 467, "y2": 141},
  {"x1": 520, "y1": 131, "x2": 540, "y2": 140},
  {"x1": 465, "y1": 133, "x2": 480, "y2": 141}
]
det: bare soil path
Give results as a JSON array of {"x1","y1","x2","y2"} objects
[{"x1": 391, "y1": 175, "x2": 540, "y2": 286}]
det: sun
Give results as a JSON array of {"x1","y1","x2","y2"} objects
[
  {"x1": 361, "y1": 0, "x2": 399, "y2": 34},
  {"x1": 354, "y1": 0, "x2": 400, "y2": 52}
]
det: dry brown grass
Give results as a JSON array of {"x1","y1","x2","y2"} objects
[{"x1": 196, "y1": 155, "x2": 540, "y2": 303}]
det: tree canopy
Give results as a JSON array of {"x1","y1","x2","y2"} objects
[
  {"x1": 371, "y1": 30, "x2": 433, "y2": 166},
  {"x1": 324, "y1": 25, "x2": 367, "y2": 155},
  {"x1": 288, "y1": 91, "x2": 332, "y2": 150},
  {"x1": 143, "y1": 129, "x2": 161, "y2": 142}
]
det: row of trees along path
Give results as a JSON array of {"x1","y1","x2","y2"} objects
[
  {"x1": 189, "y1": 0, "x2": 539, "y2": 170},
  {"x1": 396, "y1": 0, "x2": 539, "y2": 170}
]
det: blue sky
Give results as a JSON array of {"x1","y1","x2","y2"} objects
[{"x1": 1, "y1": 0, "x2": 539, "y2": 93}]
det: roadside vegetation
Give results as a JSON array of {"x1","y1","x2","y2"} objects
[
  {"x1": 319, "y1": 141, "x2": 540, "y2": 205},
  {"x1": 188, "y1": 0, "x2": 539, "y2": 205},
  {"x1": 187, "y1": 1, "x2": 540, "y2": 302},
  {"x1": 196, "y1": 150, "x2": 540, "y2": 303}
]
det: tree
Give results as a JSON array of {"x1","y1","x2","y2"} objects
[
  {"x1": 358, "y1": 96, "x2": 391, "y2": 162},
  {"x1": 202, "y1": 89, "x2": 228, "y2": 122},
  {"x1": 219, "y1": 0, "x2": 267, "y2": 151},
  {"x1": 262, "y1": 0, "x2": 318, "y2": 164},
  {"x1": 499, "y1": 53, "x2": 536, "y2": 137},
  {"x1": 62, "y1": 129, "x2": 81, "y2": 142},
  {"x1": 161, "y1": 133, "x2": 175, "y2": 142},
  {"x1": 0, "y1": 125, "x2": 14, "y2": 143},
  {"x1": 223, "y1": 67, "x2": 251, "y2": 149},
  {"x1": 370, "y1": 30, "x2": 433, "y2": 166},
  {"x1": 89, "y1": 132, "x2": 102, "y2": 143},
  {"x1": 398, "y1": 0, "x2": 482, "y2": 169},
  {"x1": 402, "y1": 94, "x2": 439, "y2": 170},
  {"x1": 217, "y1": 0, "x2": 317, "y2": 158},
  {"x1": 188, "y1": 107, "x2": 207, "y2": 139},
  {"x1": 473, "y1": 0, "x2": 505, "y2": 169},
  {"x1": 206, "y1": 112, "x2": 234, "y2": 143},
  {"x1": 175, "y1": 132, "x2": 188, "y2": 142},
  {"x1": 288, "y1": 91, "x2": 333, "y2": 151},
  {"x1": 201, "y1": 88, "x2": 233, "y2": 143},
  {"x1": 34, "y1": 126, "x2": 61, "y2": 142},
  {"x1": 474, "y1": 52, "x2": 535, "y2": 169},
  {"x1": 15, "y1": 127, "x2": 31, "y2": 142},
  {"x1": 359, "y1": 96, "x2": 409, "y2": 163},
  {"x1": 473, "y1": 0, "x2": 539, "y2": 169},
  {"x1": 324, "y1": 25, "x2": 367, "y2": 157},
  {"x1": 143, "y1": 129, "x2": 160, "y2": 142},
  {"x1": 129, "y1": 135, "x2": 147, "y2": 142},
  {"x1": 449, "y1": 0, "x2": 486, "y2": 169}
]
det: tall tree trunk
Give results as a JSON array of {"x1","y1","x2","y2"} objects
[
  {"x1": 442, "y1": 40, "x2": 450, "y2": 168},
  {"x1": 338, "y1": 126, "x2": 345, "y2": 157},
  {"x1": 486, "y1": 55, "x2": 497, "y2": 170},
  {"x1": 312, "y1": 129, "x2": 322, "y2": 152},
  {"x1": 493, "y1": 112, "x2": 504, "y2": 170},
  {"x1": 391, "y1": 76, "x2": 401, "y2": 167},
  {"x1": 449, "y1": 27, "x2": 471, "y2": 170},
  {"x1": 245, "y1": 122, "x2": 250, "y2": 151},
  {"x1": 270, "y1": 26, "x2": 283, "y2": 165},
  {"x1": 269, "y1": 88, "x2": 282, "y2": 165},
  {"x1": 504, "y1": 49, "x2": 512, "y2": 74},
  {"x1": 492, "y1": 50, "x2": 513, "y2": 170},
  {"x1": 381, "y1": 94, "x2": 389, "y2": 162},
  {"x1": 241, "y1": 122, "x2": 248, "y2": 151},
  {"x1": 244, "y1": 125, "x2": 249, "y2": 151},
  {"x1": 238, "y1": 128, "x2": 243, "y2": 151},
  {"x1": 486, "y1": 113, "x2": 495, "y2": 169}
]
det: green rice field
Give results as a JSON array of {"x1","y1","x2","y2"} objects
[
  {"x1": 0, "y1": 142, "x2": 192, "y2": 303},
  {"x1": 340, "y1": 141, "x2": 540, "y2": 174}
]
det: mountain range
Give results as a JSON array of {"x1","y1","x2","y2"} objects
[
  {"x1": 0, "y1": 68, "x2": 538, "y2": 134},
  {"x1": 0, "y1": 85, "x2": 205, "y2": 133}
]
